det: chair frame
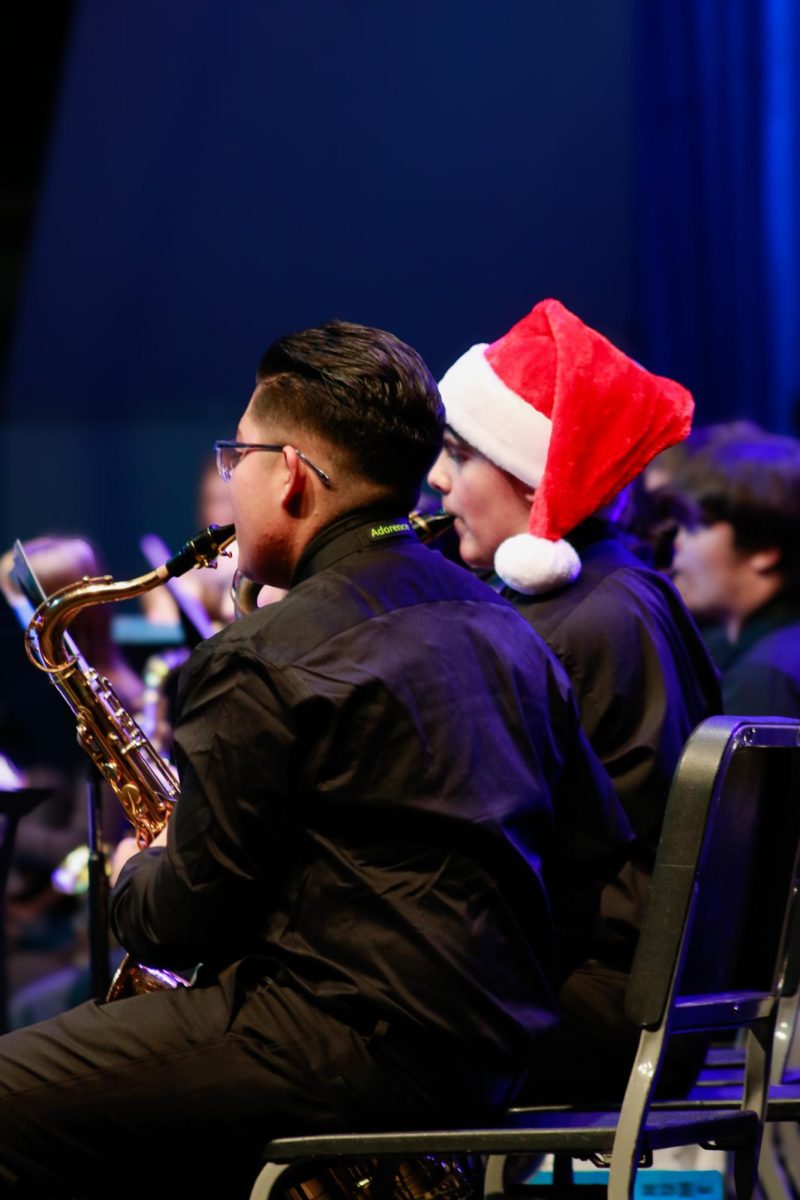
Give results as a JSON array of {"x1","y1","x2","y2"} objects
[
  {"x1": 657, "y1": 888, "x2": 800, "y2": 1200},
  {"x1": 249, "y1": 716, "x2": 800, "y2": 1200}
]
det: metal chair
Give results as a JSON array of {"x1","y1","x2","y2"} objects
[
  {"x1": 654, "y1": 891, "x2": 800, "y2": 1199},
  {"x1": 248, "y1": 716, "x2": 800, "y2": 1200}
]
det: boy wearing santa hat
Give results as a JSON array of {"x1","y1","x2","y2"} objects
[{"x1": 429, "y1": 299, "x2": 721, "y2": 1100}]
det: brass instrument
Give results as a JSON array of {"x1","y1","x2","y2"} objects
[{"x1": 24, "y1": 522, "x2": 236, "y2": 998}]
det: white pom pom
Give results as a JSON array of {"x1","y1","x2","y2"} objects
[{"x1": 494, "y1": 533, "x2": 581, "y2": 595}]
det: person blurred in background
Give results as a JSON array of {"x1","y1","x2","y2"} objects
[
  {"x1": 643, "y1": 419, "x2": 764, "y2": 494},
  {"x1": 623, "y1": 421, "x2": 766, "y2": 572},
  {"x1": 1, "y1": 507, "x2": 286, "y2": 1027},
  {"x1": 670, "y1": 428, "x2": 800, "y2": 716},
  {"x1": 141, "y1": 455, "x2": 240, "y2": 628}
]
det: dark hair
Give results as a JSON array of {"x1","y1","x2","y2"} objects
[
  {"x1": 644, "y1": 420, "x2": 764, "y2": 492},
  {"x1": 671, "y1": 431, "x2": 800, "y2": 590},
  {"x1": 252, "y1": 321, "x2": 445, "y2": 509}
]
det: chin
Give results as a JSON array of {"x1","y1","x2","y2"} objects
[
  {"x1": 458, "y1": 539, "x2": 493, "y2": 572},
  {"x1": 242, "y1": 554, "x2": 289, "y2": 590},
  {"x1": 236, "y1": 549, "x2": 263, "y2": 584}
]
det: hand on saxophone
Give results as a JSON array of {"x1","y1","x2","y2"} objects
[{"x1": 110, "y1": 824, "x2": 169, "y2": 886}]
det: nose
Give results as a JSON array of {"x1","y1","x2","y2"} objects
[{"x1": 427, "y1": 449, "x2": 450, "y2": 494}]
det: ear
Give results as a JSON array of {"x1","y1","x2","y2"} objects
[
  {"x1": 279, "y1": 446, "x2": 306, "y2": 514},
  {"x1": 749, "y1": 546, "x2": 782, "y2": 575},
  {"x1": 509, "y1": 473, "x2": 535, "y2": 506}
]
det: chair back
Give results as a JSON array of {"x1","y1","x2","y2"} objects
[
  {"x1": 624, "y1": 716, "x2": 800, "y2": 1097},
  {"x1": 770, "y1": 879, "x2": 800, "y2": 1082}
]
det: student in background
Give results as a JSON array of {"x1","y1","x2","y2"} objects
[
  {"x1": 429, "y1": 298, "x2": 721, "y2": 1100},
  {"x1": 671, "y1": 428, "x2": 800, "y2": 716}
]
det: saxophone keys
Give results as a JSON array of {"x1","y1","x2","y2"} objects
[
  {"x1": 119, "y1": 781, "x2": 141, "y2": 810},
  {"x1": 76, "y1": 707, "x2": 94, "y2": 749}
]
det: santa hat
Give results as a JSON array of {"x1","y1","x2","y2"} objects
[{"x1": 438, "y1": 298, "x2": 694, "y2": 595}]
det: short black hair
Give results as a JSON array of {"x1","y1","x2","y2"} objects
[
  {"x1": 252, "y1": 321, "x2": 445, "y2": 510},
  {"x1": 673, "y1": 431, "x2": 800, "y2": 590}
]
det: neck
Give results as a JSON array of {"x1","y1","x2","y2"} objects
[
  {"x1": 291, "y1": 502, "x2": 413, "y2": 587},
  {"x1": 725, "y1": 575, "x2": 785, "y2": 642},
  {"x1": 287, "y1": 494, "x2": 404, "y2": 575}
]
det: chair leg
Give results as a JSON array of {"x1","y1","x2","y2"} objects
[
  {"x1": 756, "y1": 1126, "x2": 793, "y2": 1200},
  {"x1": 249, "y1": 1160, "x2": 293, "y2": 1200},
  {"x1": 770, "y1": 1123, "x2": 800, "y2": 1197},
  {"x1": 608, "y1": 1027, "x2": 664, "y2": 1200},
  {"x1": 551, "y1": 1154, "x2": 575, "y2": 1190},
  {"x1": 487, "y1": 1154, "x2": 550, "y2": 1199},
  {"x1": 489, "y1": 1152, "x2": 590, "y2": 1199},
  {"x1": 731, "y1": 1134, "x2": 762, "y2": 1200},
  {"x1": 484, "y1": 1154, "x2": 507, "y2": 1200}
]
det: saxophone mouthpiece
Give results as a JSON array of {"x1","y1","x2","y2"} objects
[
  {"x1": 165, "y1": 523, "x2": 237, "y2": 579},
  {"x1": 409, "y1": 510, "x2": 455, "y2": 543}
]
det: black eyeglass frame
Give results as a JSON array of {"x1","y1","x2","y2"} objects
[{"x1": 214, "y1": 440, "x2": 332, "y2": 488}]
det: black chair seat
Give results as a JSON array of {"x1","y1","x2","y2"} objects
[
  {"x1": 264, "y1": 1106, "x2": 759, "y2": 1162},
  {"x1": 654, "y1": 1083, "x2": 800, "y2": 1122}
]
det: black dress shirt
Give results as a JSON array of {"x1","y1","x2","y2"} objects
[
  {"x1": 112, "y1": 509, "x2": 631, "y2": 1064},
  {"x1": 703, "y1": 593, "x2": 800, "y2": 717},
  {"x1": 506, "y1": 519, "x2": 721, "y2": 962}
]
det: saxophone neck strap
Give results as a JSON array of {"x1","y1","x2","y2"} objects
[{"x1": 292, "y1": 511, "x2": 415, "y2": 586}]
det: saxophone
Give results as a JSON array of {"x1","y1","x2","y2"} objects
[{"x1": 24, "y1": 522, "x2": 236, "y2": 999}]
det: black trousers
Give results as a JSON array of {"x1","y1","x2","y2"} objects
[
  {"x1": 0, "y1": 961, "x2": 520, "y2": 1199},
  {"x1": 519, "y1": 961, "x2": 707, "y2": 1104}
]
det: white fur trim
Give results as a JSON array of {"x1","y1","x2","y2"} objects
[
  {"x1": 494, "y1": 533, "x2": 581, "y2": 595},
  {"x1": 438, "y1": 344, "x2": 551, "y2": 487}
]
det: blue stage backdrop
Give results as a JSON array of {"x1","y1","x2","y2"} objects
[
  {"x1": 1, "y1": 0, "x2": 636, "y2": 573},
  {"x1": 635, "y1": 0, "x2": 800, "y2": 434},
  {"x1": 8, "y1": 0, "x2": 800, "y2": 578}
]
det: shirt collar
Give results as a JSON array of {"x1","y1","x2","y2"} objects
[
  {"x1": 291, "y1": 506, "x2": 416, "y2": 587},
  {"x1": 723, "y1": 591, "x2": 800, "y2": 663}
]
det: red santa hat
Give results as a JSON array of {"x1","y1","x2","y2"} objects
[{"x1": 438, "y1": 298, "x2": 694, "y2": 594}]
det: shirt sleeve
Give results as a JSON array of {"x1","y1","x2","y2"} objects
[
  {"x1": 109, "y1": 642, "x2": 296, "y2": 970},
  {"x1": 545, "y1": 689, "x2": 635, "y2": 978}
]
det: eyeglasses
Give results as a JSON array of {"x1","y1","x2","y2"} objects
[{"x1": 214, "y1": 441, "x2": 332, "y2": 488}]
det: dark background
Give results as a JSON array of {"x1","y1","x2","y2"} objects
[{"x1": 1, "y1": 0, "x2": 798, "y2": 575}]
